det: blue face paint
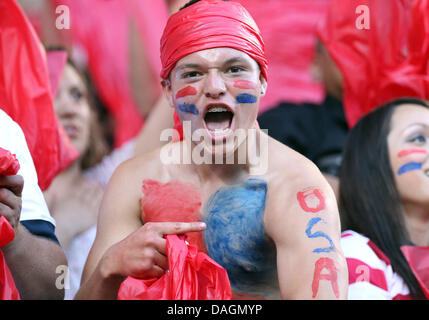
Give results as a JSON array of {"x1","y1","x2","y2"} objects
[
  {"x1": 203, "y1": 178, "x2": 277, "y2": 295},
  {"x1": 397, "y1": 162, "x2": 422, "y2": 175},
  {"x1": 305, "y1": 217, "x2": 335, "y2": 253},
  {"x1": 177, "y1": 103, "x2": 199, "y2": 115},
  {"x1": 236, "y1": 93, "x2": 257, "y2": 104}
]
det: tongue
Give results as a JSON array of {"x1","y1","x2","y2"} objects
[{"x1": 205, "y1": 112, "x2": 232, "y2": 131}]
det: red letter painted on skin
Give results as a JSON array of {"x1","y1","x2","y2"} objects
[
  {"x1": 397, "y1": 149, "x2": 427, "y2": 158},
  {"x1": 176, "y1": 86, "x2": 197, "y2": 99},
  {"x1": 233, "y1": 80, "x2": 257, "y2": 90},
  {"x1": 297, "y1": 188, "x2": 326, "y2": 213},
  {"x1": 312, "y1": 257, "x2": 339, "y2": 299}
]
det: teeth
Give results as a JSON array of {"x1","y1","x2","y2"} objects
[
  {"x1": 207, "y1": 106, "x2": 229, "y2": 113},
  {"x1": 212, "y1": 128, "x2": 230, "y2": 134}
]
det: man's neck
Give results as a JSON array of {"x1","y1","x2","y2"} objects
[{"x1": 185, "y1": 128, "x2": 268, "y2": 184}]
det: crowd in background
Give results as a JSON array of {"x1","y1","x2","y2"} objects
[{"x1": 0, "y1": 0, "x2": 428, "y2": 300}]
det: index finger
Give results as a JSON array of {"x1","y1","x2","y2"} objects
[{"x1": 147, "y1": 221, "x2": 207, "y2": 235}]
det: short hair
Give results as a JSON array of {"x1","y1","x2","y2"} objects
[
  {"x1": 339, "y1": 97, "x2": 429, "y2": 299},
  {"x1": 180, "y1": 0, "x2": 228, "y2": 10}
]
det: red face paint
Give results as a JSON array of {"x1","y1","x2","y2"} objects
[
  {"x1": 233, "y1": 80, "x2": 257, "y2": 90},
  {"x1": 312, "y1": 257, "x2": 339, "y2": 299},
  {"x1": 176, "y1": 86, "x2": 197, "y2": 99},
  {"x1": 297, "y1": 187, "x2": 326, "y2": 213},
  {"x1": 397, "y1": 149, "x2": 427, "y2": 158},
  {"x1": 141, "y1": 179, "x2": 205, "y2": 252}
]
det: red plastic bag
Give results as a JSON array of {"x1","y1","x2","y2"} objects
[
  {"x1": 0, "y1": 147, "x2": 21, "y2": 300},
  {"x1": 0, "y1": 217, "x2": 20, "y2": 300},
  {"x1": 0, "y1": 0, "x2": 78, "y2": 190},
  {"x1": 0, "y1": 148, "x2": 20, "y2": 176},
  {"x1": 401, "y1": 246, "x2": 429, "y2": 299},
  {"x1": 117, "y1": 234, "x2": 232, "y2": 300}
]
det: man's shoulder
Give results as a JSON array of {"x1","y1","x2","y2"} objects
[
  {"x1": 111, "y1": 142, "x2": 183, "y2": 186},
  {"x1": 265, "y1": 135, "x2": 334, "y2": 211},
  {"x1": 266, "y1": 135, "x2": 322, "y2": 181}
]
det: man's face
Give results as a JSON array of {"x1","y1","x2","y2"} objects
[{"x1": 164, "y1": 47, "x2": 267, "y2": 157}]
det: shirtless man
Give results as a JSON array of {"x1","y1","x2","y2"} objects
[{"x1": 76, "y1": 0, "x2": 348, "y2": 300}]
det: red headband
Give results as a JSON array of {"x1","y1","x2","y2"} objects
[{"x1": 160, "y1": 0, "x2": 267, "y2": 80}]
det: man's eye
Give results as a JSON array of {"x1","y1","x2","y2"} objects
[
  {"x1": 183, "y1": 71, "x2": 201, "y2": 78},
  {"x1": 228, "y1": 66, "x2": 244, "y2": 73}
]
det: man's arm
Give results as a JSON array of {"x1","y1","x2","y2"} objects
[
  {"x1": 266, "y1": 161, "x2": 348, "y2": 299},
  {"x1": 3, "y1": 224, "x2": 67, "y2": 300},
  {"x1": 0, "y1": 174, "x2": 66, "y2": 300}
]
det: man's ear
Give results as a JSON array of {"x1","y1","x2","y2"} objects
[
  {"x1": 259, "y1": 74, "x2": 268, "y2": 97},
  {"x1": 161, "y1": 78, "x2": 175, "y2": 108}
]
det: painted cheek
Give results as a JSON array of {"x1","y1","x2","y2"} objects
[
  {"x1": 236, "y1": 93, "x2": 257, "y2": 104},
  {"x1": 233, "y1": 80, "x2": 257, "y2": 90},
  {"x1": 398, "y1": 148, "x2": 427, "y2": 158},
  {"x1": 175, "y1": 85, "x2": 197, "y2": 99},
  {"x1": 297, "y1": 188, "x2": 326, "y2": 213},
  {"x1": 397, "y1": 162, "x2": 423, "y2": 175},
  {"x1": 177, "y1": 103, "x2": 199, "y2": 115},
  {"x1": 175, "y1": 86, "x2": 199, "y2": 116}
]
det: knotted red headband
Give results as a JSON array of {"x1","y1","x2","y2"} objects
[{"x1": 160, "y1": 0, "x2": 267, "y2": 81}]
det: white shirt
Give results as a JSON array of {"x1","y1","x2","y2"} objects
[
  {"x1": 341, "y1": 230, "x2": 411, "y2": 300},
  {"x1": 0, "y1": 109, "x2": 55, "y2": 226}
]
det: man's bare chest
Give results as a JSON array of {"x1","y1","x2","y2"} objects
[{"x1": 141, "y1": 177, "x2": 278, "y2": 296}]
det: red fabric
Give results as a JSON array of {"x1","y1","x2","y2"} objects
[
  {"x1": 346, "y1": 258, "x2": 388, "y2": 291},
  {"x1": 367, "y1": 240, "x2": 391, "y2": 266},
  {"x1": 46, "y1": 50, "x2": 68, "y2": 99},
  {"x1": 0, "y1": 217, "x2": 20, "y2": 300},
  {"x1": 0, "y1": 148, "x2": 20, "y2": 177},
  {"x1": 0, "y1": 148, "x2": 20, "y2": 300},
  {"x1": 160, "y1": 0, "x2": 267, "y2": 81},
  {"x1": 141, "y1": 179, "x2": 204, "y2": 251},
  {"x1": 401, "y1": 246, "x2": 429, "y2": 299},
  {"x1": 317, "y1": 0, "x2": 429, "y2": 128},
  {"x1": 53, "y1": 0, "x2": 151, "y2": 148},
  {"x1": 0, "y1": 0, "x2": 78, "y2": 190},
  {"x1": 235, "y1": 0, "x2": 329, "y2": 113},
  {"x1": 117, "y1": 235, "x2": 232, "y2": 300}
]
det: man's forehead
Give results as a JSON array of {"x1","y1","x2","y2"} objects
[{"x1": 174, "y1": 47, "x2": 258, "y2": 70}]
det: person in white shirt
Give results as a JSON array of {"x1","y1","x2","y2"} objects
[{"x1": 0, "y1": 109, "x2": 67, "y2": 299}]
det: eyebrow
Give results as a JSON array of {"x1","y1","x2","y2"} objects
[
  {"x1": 401, "y1": 123, "x2": 429, "y2": 135},
  {"x1": 175, "y1": 57, "x2": 250, "y2": 72},
  {"x1": 175, "y1": 63, "x2": 201, "y2": 71}
]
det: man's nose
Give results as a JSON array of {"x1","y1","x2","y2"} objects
[{"x1": 204, "y1": 70, "x2": 226, "y2": 99}]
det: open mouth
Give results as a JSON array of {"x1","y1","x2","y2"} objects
[
  {"x1": 62, "y1": 123, "x2": 80, "y2": 140},
  {"x1": 204, "y1": 105, "x2": 234, "y2": 135}
]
